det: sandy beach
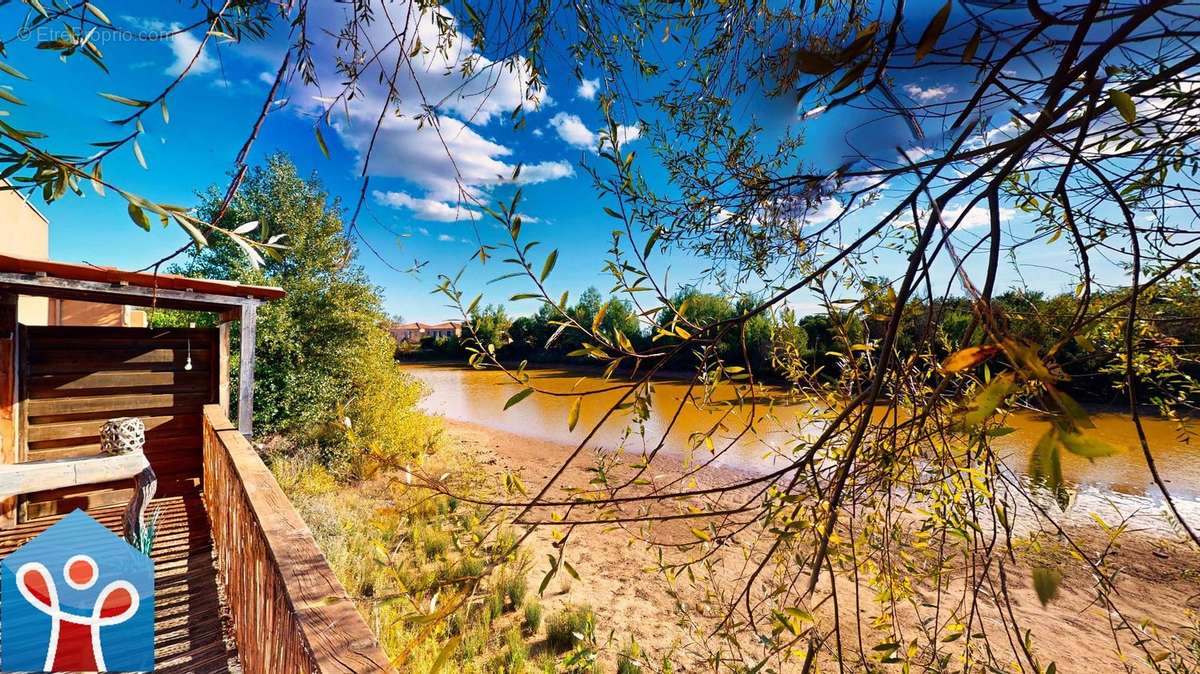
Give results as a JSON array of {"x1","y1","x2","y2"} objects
[{"x1": 438, "y1": 416, "x2": 1200, "y2": 672}]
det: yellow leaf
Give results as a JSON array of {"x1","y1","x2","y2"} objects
[
  {"x1": 942, "y1": 344, "x2": 1001, "y2": 373},
  {"x1": 1058, "y1": 430, "x2": 1121, "y2": 459},
  {"x1": 915, "y1": 1, "x2": 952, "y2": 63},
  {"x1": 1108, "y1": 89, "x2": 1136, "y2": 124},
  {"x1": 591, "y1": 302, "x2": 608, "y2": 333},
  {"x1": 567, "y1": 397, "x2": 581, "y2": 431},
  {"x1": 1032, "y1": 567, "x2": 1061, "y2": 606},
  {"x1": 429, "y1": 635, "x2": 461, "y2": 673},
  {"x1": 962, "y1": 372, "x2": 1015, "y2": 428}
]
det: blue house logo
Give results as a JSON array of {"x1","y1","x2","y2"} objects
[{"x1": 1, "y1": 510, "x2": 155, "y2": 672}]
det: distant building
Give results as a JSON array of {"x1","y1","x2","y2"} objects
[
  {"x1": 390, "y1": 321, "x2": 463, "y2": 344},
  {"x1": 0, "y1": 181, "x2": 147, "y2": 327}
]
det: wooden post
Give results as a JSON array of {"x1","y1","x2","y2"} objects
[
  {"x1": 237, "y1": 303, "x2": 257, "y2": 438},
  {"x1": 217, "y1": 319, "x2": 231, "y2": 419},
  {"x1": 0, "y1": 293, "x2": 16, "y2": 528}
]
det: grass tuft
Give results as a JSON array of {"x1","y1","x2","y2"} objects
[
  {"x1": 545, "y1": 604, "x2": 595, "y2": 652},
  {"x1": 522, "y1": 599, "x2": 543, "y2": 634}
]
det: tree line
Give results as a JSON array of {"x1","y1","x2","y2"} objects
[{"x1": 404, "y1": 277, "x2": 1200, "y2": 405}]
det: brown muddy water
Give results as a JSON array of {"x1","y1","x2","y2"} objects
[{"x1": 405, "y1": 363, "x2": 1200, "y2": 526}]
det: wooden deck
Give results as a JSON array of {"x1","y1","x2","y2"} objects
[{"x1": 0, "y1": 492, "x2": 240, "y2": 674}]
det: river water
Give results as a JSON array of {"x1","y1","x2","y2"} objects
[{"x1": 406, "y1": 363, "x2": 1200, "y2": 527}]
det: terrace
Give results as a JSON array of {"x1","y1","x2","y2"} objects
[{"x1": 0, "y1": 254, "x2": 392, "y2": 674}]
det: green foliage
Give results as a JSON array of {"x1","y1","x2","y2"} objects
[
  {"x1": 160, "y1": 154, "x2": 434, "y2": 468},
  {"x1": 545, "y1": 605, "x2": 595, "y2": 652},
  {"x1": 497, "y1": 627, "x2": 528, "y2": 673},
  {"x1": 521, "y1": 600, "x2": 542, "y2": 634},
  {"x1": 416, "y1": 526, "x2": 451, "y2": 561},
  {"x1": 499, "y1": 569, "x2": 528, "y2": 610},
  {"x1": 467, "y1": 303, "x2": 512, "y2": 354},
  {"x1": 617, "y1": 639, "x2": 643, "y2": 674}
]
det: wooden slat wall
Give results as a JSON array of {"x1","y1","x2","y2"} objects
[
  {"x1": 201, "y1": 406, "x2": 392, "y2": 674},
  {"x1": 19, "y1": 326, "x2": 216, "y2": 521}
]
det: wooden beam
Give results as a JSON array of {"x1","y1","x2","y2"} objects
[
  {"x1": 0, "y1": 453, "x2": 149, "y2": 498},
  {"x1": 237, "y1": 303, "x2": 257, "y2": 437},
  {"x1": 217, "y1": 319, "x2": 231, "y2": 419},
  {"x1": 0, "y1": 272, "x2": 257, "y2": 313},
  {"x1": 0, "y1": 293, "x2": 15, "y2": 528}
]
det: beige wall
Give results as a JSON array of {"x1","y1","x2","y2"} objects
[
  {"x1": 0, "y1": 184, "x2": 150, "y2": 329},
  {"x1": 0, "y1": 186, "x2": 50, "y2": 325},
  {"x1": 50, "y1": 300, "x2": 148, "y2": 328}
]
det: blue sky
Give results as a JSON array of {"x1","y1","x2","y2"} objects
[{"x1": 0, "y1": 1, "x2": 1128, "y2": 321}]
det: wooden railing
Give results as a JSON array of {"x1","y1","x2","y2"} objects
[{"x1": 201, "y1": 405, "x2": 392, "y2": 674}]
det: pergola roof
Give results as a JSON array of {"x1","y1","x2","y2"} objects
[{"x1": 0, "y1": 254, "x2": 285, "y2": 312}]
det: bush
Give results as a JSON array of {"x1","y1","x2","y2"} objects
[
  {"x1": 415, "y1": 527, "x2": 450, "y2": 560},
  {"x1": 487, "y1": 590, "x2": 505, "y2": 621},
  {"x1": 522, "y1": 600, "x2": 543, "y2": 634},
  {"x1": 458, "y1": 628, "x2": 487, "y2": 662},
  {"x1": 499, "y1": 570, "x2": 528, "y2": 610},
  {"x1": 161, "y1": 155, "x2": 439, "y2": 469},
  {"x1": 501, "y1": 627, "x2": 528, "y2": 673},
  {"x1": 617, "y1": 639, "x2": 643, "y2": 674},
  {"x1": 456, "y1": 556, "x2": 484, "y2": 581},
  {"x1": 545, "y1": 605, "x2": 595, "y2": 652}
]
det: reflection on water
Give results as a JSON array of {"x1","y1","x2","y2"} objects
[{"x1": 406, "y1": 363, "x2": 1200, "y2": 524}]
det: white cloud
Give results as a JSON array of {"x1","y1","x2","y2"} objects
[
  {"x1": 258, "y1": 71, "x2": 276, "y2": 85},
  {"x1": 120, "y1": 15, "x2": 167, "y2": 32},
  {"x1": 437, "y1": 233, "x2": 456, "y2": 242},
  {"x1": 899, "y1": 146, "x2": 934, "y2": 163},
  {"x1": 548, "y1": 112, "x2": 639, "y2": 151},
  {"x1": 549, "y1": 112, "x2": 595, "y2": 148},
  {"x1": 903, "y1": 83, "x2": 955, "y2": 102},
  {"x1": 373, "y1": 190, "x2": 483, "y2": 222},
  {"x1": 577, "y1": 78, "x2": 600, "y2": 100},
  {"x1": 803, "y1": 198, "x2": 845, "y2": 225},
  {"x1": 938, "y1": 203, "x2": 1017, "y2": 230},
  {"x1": 840, "y1": 175, "x2": 890, "y2": 193},
  {"x1": 417, "y1": 227, "x2": 430, "y2": 236},
  {"x1": 165, "y1": 24, "x2": 216, "y2": 76},
  {"x1": 332, "y1": 102, "x2": 572, "y2": 203},
  {"x1": 293, "y1": 1, "x2": 572, "y2": 210},
  {"x1": 606, "y1": 124, "x2": 641, "y2": 146}
]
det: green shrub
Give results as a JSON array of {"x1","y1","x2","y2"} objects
[
  {"x1": 522, "y1": 600, "x2": 543, "y2": 634},
  {"x1": 457, "y1": 556, "x2": 484, "y2": 580},
  {"x1": 617, "y1": 639, "x2": 643, "y2": 674},
  {"x1": 164, "y1": 155, "x2": 440, "y2": 462},
  {"x1": 501, "y1": 627, "x2": 528, "y2": 673},
  {"x1": 416, "y1": 527, "x2": 451, "y2": 560},
  {"x1": 487, "y1": 590, "x2": 505, "y2": 621},
  {"x1": 545, "y1": 605, "x2": 595, "y2": 652},
  {"x1": 500, "y1": 571, "x2": 528, "y2": 610},
  {"x1": 459, "y1": 628, "x2": 487, "y2": 662}
]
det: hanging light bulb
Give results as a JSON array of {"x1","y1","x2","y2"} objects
[{"x1": 185, "y1": 338, "x2": 193, "y2": 371}]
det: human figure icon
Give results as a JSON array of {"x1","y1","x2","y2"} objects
[{"x1": 15, "y1": 554, "x2": 141, "y2": 672}]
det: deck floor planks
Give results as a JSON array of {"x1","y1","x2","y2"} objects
[{"x1": 0, "y1": 493, "x2": 241, "y2": 674}]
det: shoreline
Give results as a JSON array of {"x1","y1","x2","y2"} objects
[
  {"x1": 435, "y1": 415, "x2": 1200, "y2": 672},
  {"x1": 403, "y1": 359, "x2": 1191, "y2": 419}
]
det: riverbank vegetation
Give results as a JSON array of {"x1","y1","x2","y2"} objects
[{"x1": 405, "y1": 279, "x2": 1200, "y2": 406}]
